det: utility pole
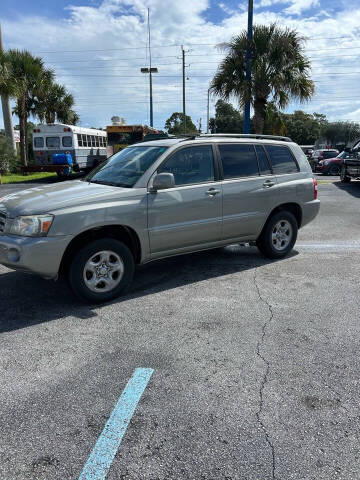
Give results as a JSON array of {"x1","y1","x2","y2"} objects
[
  {"x1": 0, "y1": 24, "x2": 16, "y2": 152},
  {"x1": 206, "y1": 88, "x2": 210, "y2": 134},
  {"x1": 243, "y1": 0, "x2": 253, "y2": 134},
  {"x1": 140, "y1": 9, "x2": 157, "y2": 127},
  {"x1": 182, "y1": 46, "x2": 186, "y2": 135}
]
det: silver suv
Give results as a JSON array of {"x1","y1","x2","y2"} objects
[{"x1": 0, "y1": 134, "x2": 320, "y2": 302}]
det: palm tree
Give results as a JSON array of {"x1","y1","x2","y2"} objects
[
  {"x1": 0, "y1": 50, "x2": 50, "y2": 166},
  {"x1": 210, "y1": 24, "x2": 315, "y2": 134},
  {"x1": 34, "y1": 80, "x2": 79, "y2": 125}
]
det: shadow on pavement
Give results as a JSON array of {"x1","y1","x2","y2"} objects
[
  {"x1": 0, "y1": 245, "x2": 298, "y2": 333},
  {"x1": 333, "y1": 180, "x2": 360, "y2": 198}
]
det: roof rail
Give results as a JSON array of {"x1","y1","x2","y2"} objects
[{"x1": 198, "y1": 133, "x2": 292, "y2": 142}]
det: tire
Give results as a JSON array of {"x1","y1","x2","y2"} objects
[
  {"x1": 68, "y1": 238, "x2": 135, "y2": 303},
  {"x1": 328, "y1": 164, "x2": 341, "y2": 176},
  {"x1": 340, "y1": 166, "x2": 351, "y2": 183},
  {"x1": 256, "y1": 211, "x2": 298, "y2": 259}
]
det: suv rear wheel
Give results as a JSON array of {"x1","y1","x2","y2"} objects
[
  {"x1": 257, "y1": 211, "x2": 298, "y2": 259},
  {"x1": 68, "y1": 238, "x2": 135, "y2": 303}
]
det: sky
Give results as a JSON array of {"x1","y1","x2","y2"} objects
[{"x1": 1, "y1": 0, "x2": 360, "y2": 130}]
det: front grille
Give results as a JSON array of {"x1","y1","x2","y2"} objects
[{"x1": 0, "y1": 211, "x2": 6, "y2": 233}]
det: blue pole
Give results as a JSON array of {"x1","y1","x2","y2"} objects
[{"x1": 244, "y1": 0, "x2": 253, "y2": 134}]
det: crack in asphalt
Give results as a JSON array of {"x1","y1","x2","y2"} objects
[{"x1": 254, "y1": 267, "x2": 277, "y2": 480}]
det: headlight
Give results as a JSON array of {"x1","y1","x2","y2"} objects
[
  {"x1": 324, "y1": 160, "x2": 330, "y2": 165},
  {"x1": 6, "y1": 215, "x2": 54, "y2": 237}
]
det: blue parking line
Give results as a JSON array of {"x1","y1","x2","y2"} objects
[{"x1": 78, "y1": 368, "x2": 154, "y2": 480}]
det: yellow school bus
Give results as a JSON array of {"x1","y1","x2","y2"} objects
[{"x1": 106, "y1": 124, "x2": 159, "y2": 156}]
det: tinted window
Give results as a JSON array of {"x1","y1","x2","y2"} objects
[
  {"x1": 255, "y1": 145, "x2": 272, "y2": 175},
  {"x1": 219, "y1": 144, "x2": 259, "y2": 179},
  {"x1": 77, "y1": 134, "x2": 83, "y2": 147},
  {"x1": 265, "y1": 145, "x2": 298, "y2": 174},
  {"x1": 323, "y1": 151, "x2": 337, "y2": 159},
  {"x1": 62, "y1": 136, "x2": 72, "y2": 147},
  {"x1": 34, "y1": 137, "x2": 44, "y2": 148},
  {"x1": 46, "y1": 137, "x2": 60, "y2": 148},
  {"x1": 82, "y1": 134, "x2": 87, "y2": 147},
  {"x1": 87, "y1": 135, "x2": 91, "y2": 147},
  {"x1": 158, "y1": 145, "x2": 214, "y2": 186}
]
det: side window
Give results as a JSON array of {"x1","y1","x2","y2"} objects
[
  {"x1": 158, "y1": 145, "x2": 215, "y2": 186},
  {"x1": 255, "y1": 145, "x2": 272, "y2": 175},
  {"x1": 77, "y1": 134, "x2": 83, "y2": 147},
  {"x1": 87, "y1": 135, "x2": 91, "y2": 147},
  {"x1": 219, "y1": 144, "x2": 259, "y2": 179},
  {"x1": 82, "y1": 134, "x2": 87, "y2": 147},
  {"x1": 265, "y1": 145, "x2": 299, "y2": 174},
  {"x1": 62, "y1": 136, "x2": 72, "y2": 147},
  {"x1": 34, "y1": 137, "x2": 44, "y2": 148}
]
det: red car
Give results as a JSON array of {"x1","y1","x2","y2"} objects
[{"x1": 315, "y1": 151, "x2": 352, "y2": 175}]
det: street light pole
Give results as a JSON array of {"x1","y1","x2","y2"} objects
[
  {"x1": 206, "y1": 88, "x2": 210, "y2": 134},
  {"x1": 182, "y1": 46, "x2": 186, "y2": 134},
  {"x1": 243, "y1": 0, "x2": 253, "y2": 134},
  {"x1": 140, "y1": 9, "x2": 158, "y2": 127}
]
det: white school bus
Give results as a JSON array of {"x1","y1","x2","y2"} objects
[{"x1": 31, "y1": 124, "x2": 107, "y2": 175}]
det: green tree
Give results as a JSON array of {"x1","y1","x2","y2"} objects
[
  {"x1": 283, "y1": 110, "x2": 321, "y2": 145},
  {"x1": 321, "y1": 121, "x2": 360, "y2": 147},
  {"x1": 263, "y1": 102, "x2": 286, "y2": 136},
  {"x1": 34, "y1": 79, "x2": 79, "y2": 125},
  {"x1": 209, "y1": 99, "x2": 243, "y2": 133},
  {"x1": 0, "y1": 50, "x2": 50, "y2": 167},
  {"x1": 165, "y1": 112, "x2": 197, "y2": 135},
  {"x1": 0, "y1": 134, "x2": 17, "y2": 175},
  {"x1": 210, "y1": 24, "x2": 314, "y2": 134}
]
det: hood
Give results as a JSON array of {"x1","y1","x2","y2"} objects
[{"x1": 0, "y1": 180, "x2": 132, "y2": 217}]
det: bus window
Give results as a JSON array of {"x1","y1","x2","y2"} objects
[
  {"x1": 77, "y1": 134, "x2": 83, "y2": 147},
  {"x1": 34, "y1": 137, "x2": 44, "y2": 148},
  {"x1": 82, "y1": 134, "x2": 87, "y2": 147},
  {"x1": 62, "y1": 136, "x2": 72, "y2": 147},
  {"x1": 46, "y1": 137, "x2": 60, "y2": 148},
  {"x1": 87, "y1": 135, "x2": 91, "y2": 148}
]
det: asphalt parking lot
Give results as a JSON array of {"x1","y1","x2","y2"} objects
[{"x1": 1, "y1": 176, "x2": 360, "y2": 480}]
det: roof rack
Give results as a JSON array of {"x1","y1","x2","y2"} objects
[{"x1": 197, "y1": 134, "x2": 292, "y2": 142}]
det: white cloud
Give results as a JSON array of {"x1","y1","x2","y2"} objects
[{"x1": 0, "y1": 0, "x2": 360, "y2": 129}]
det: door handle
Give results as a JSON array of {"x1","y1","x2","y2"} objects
[
  {"x1": 263, "y1": 180, "x2": 275, "y2": 188},
  {"x1": 207, "y1": 188, "x2": 221, "y2": 196}
]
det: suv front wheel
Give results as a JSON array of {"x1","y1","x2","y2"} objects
[
  {"x1": 68, "y1": 238, "x2": 135, "y2": 303},
  {"x1": 257, "y1": 211, "x2": 298, "y2": 259}
]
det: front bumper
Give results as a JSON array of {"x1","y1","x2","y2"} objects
[{"x1": 0, "y1": 234, "x2": 72, "y2": 278}]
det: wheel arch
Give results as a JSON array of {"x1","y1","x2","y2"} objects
[
  {"x1": 59, "y1": 224, "x2": 142, "y2": 275},
  {"x1": 262, "y1": 202, "x2": 303, "y2": 233}
]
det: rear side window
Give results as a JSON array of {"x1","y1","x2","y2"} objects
[
  {"x1": 34, "y1": 137, "x2": 44, "y2": 148},
  {"x1": 219, "y1": 144, "x2": 259, "y2": 179},
  {"x1": 62, "y1": 136, "x2": 72, "y2": 147},
  {"x1": 265, "y1": 145, "x2": 299, "y2": 174},
  {"x1": 255, "y1": 145, "x2": 272, "y2": 175}
]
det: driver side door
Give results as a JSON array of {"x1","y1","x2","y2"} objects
[{"x1": 147, "y1": 144, "x2": 222, "y2": 258}]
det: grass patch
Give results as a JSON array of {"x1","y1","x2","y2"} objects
[{"x1": 1, "y1": 172, "x2": 57, "y2": 184}]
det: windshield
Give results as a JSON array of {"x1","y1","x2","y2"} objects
[
  {"x1": 337, "y1": 151, "x2": 348, "y2": 158},
  {"x1": 85, "y1": 145, "x2": 168, "y2": 187}
]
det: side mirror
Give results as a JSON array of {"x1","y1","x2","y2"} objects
[{"x1": 151, "y1": 172, "x2": 175, "y2": 192}]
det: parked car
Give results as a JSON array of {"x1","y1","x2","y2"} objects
[
  {"x1": 0, "y1": 134, "x2": 320, "y2": 303},
  {"x1": 314, "y1": 151, "x2": 352, "y2": 175},
  {"x1": 310, "y1": 149, "x2": 339, "y2": 171}
]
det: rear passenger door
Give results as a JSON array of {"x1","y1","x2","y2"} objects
[
  {"x1": 264, "y1": 145, "x2": 300, "y2": 204},
  {"x1": 218, "y1": 143, "x2": 278, "y2": 241}
]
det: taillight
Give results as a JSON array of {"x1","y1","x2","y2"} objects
[{"x1": 313, "y1": 177, "x2": 318, "y2": 199}]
